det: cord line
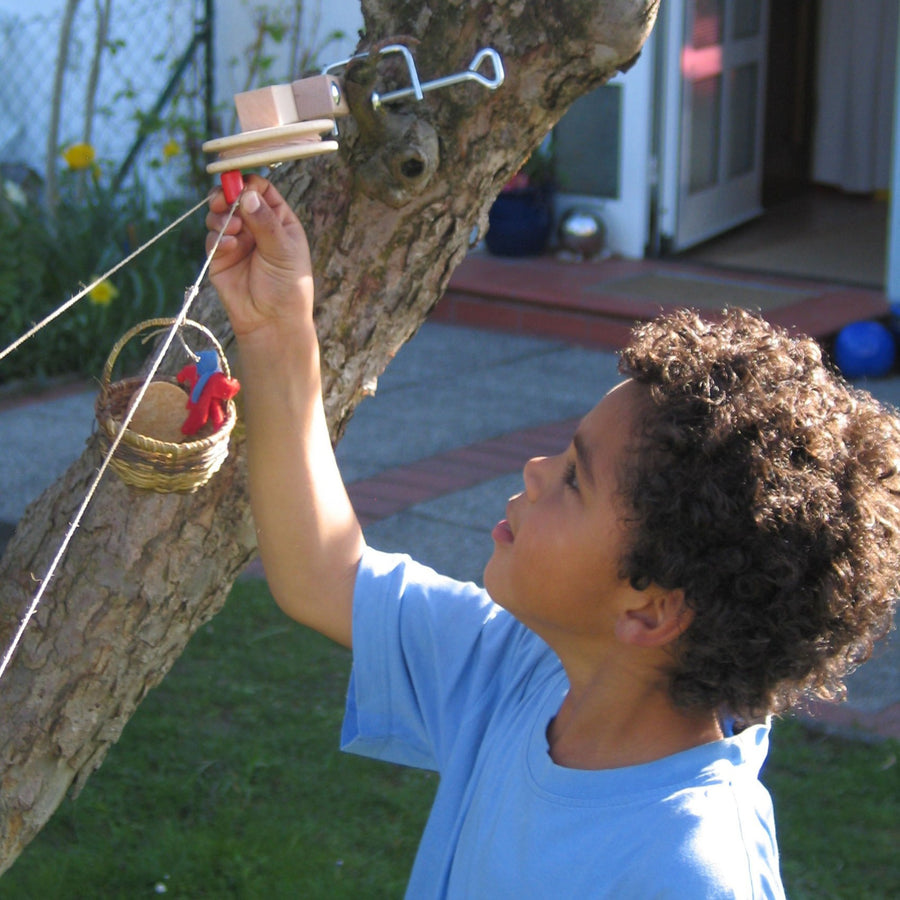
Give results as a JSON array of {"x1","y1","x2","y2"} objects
[
  {"x1": 0, "y1": 194, "x2": 239, "y2": 686},
  {"x1": 0, "y1": 196, "x2": 210, "y2": 366}
]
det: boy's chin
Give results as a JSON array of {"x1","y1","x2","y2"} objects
[{"x1": 482, "y1": 556, "x2": 504, "y2": 607}]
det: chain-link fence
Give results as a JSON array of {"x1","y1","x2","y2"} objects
[{"x1": 0, "y1": 0, "x2": 212, "y2": 205}]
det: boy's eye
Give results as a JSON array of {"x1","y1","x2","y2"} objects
[{"x1": 564, "y1": 461, "x2": 579, "y2": 492}]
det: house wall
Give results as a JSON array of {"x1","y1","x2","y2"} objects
[
  {"x1": 885, "y1": 10, "x2": 900, "y2": 301},
  {"x1": 214, "y1": 0, "x2": 363, "y2": 119},
  {"x1": 0, "y1": 0, "x2": 202, "y2": 198},
  {"x1": 0, "y1": 0, "x2": 364, "y2": 201}
]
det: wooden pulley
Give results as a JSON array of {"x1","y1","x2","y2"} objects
[
  {"x1": 202, "y1": 73, "x2": 350, "y2": 190},
  {"x1": 204, "y1": 119, "x2": 339, "y2": 173},
  {"x1": 203, "y1": 47, "x2": 505, "y2": 202}
]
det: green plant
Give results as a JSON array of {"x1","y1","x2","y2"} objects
[
  {"x1": 0, "y1": 165, "x2": 204, "y2": 386},
  {"x1": 764, "y1": 718, "x2": 899, "y2": 899}
]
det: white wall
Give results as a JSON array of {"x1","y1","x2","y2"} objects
[
  {"x1": 0, "y1": 0, "x2": 58, "y2": 11},
  {"x1": 885, "y1": 9, "x2": 900, "y2": 301},
  {"x1": 0, "y1": 0, "x2": 198, "y2": 196},
  {"x1": 813, "y1": 0, "x2": 898, "y2": 194},
  {"x1": 214, "y1": 0, "x2": 363, "y2": 119},
  {"x1": 0, "y1": 0, "x2": 367, "y2": 195}
]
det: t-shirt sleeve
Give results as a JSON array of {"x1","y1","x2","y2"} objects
[{"x1": 341, "y1": 545, "x2": 534, "y2": 772}]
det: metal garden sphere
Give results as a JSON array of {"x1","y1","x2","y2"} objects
[{"x1": 557, "y1": 208, "x2": 606, "y2": 258}]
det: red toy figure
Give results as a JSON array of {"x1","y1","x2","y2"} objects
[{"x1": 177, "y1": 350, "x2": 240, "y2": 436}]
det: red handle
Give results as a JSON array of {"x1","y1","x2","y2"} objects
[{"x1": 220, "y1": 170, "x2": 244, "y2": 204}]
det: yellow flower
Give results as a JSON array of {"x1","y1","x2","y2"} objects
[
  {"x1": 62, "y1": 142, "x2": 96, "y2": 171},
  {"x1": 88, "y1": 278, "x2": 119, "y2": 306},
  {"x1": 162, "y1": 139, "x2": 181, "y2": 160}
]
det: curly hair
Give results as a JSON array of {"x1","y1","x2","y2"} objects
[{"x1": 617, "y1": 307, "x2": 900, "y2": 718}]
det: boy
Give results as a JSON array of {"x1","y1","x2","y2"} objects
[{"x1": 207, "y1": 177, "x2": 900, "y2": 897}]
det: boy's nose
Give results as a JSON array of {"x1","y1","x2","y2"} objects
[{"x1": 523, "y1": 455, "x2": 548, "y2": 501}]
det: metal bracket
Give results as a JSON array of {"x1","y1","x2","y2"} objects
[
  {"x1": 203, "y1": 45, "x2": 505, "y2": 190},
  {"x1": 324, "y1": 46, "x2": 505, "y2": 110}
]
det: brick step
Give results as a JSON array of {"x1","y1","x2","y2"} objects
[{"x1": 435, "y1": 252, "x2": 890, "y2": 351}]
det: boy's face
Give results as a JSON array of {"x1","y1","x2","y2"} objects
[{"x1": 484, "y1": 380, "x2": 643, "y2": 650}]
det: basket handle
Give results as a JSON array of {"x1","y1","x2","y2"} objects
[{"x1": 101, "y1": 317, "x2": 231, "y2": 389}]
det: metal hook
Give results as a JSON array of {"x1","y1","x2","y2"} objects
[
  {"x1": 176, "y1": 330, "x2": 201, "y2": 363},
  {"x1": 139, "y1": 322, "x2": 201, "y2": 362},
  {"x1": 323, "y1": 46, "x2": 505, "y2": 111},
  {"x1": 371, "y1": 47, "x2": 505, "y2": 109}
]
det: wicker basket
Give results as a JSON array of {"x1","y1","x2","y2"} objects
[{"x1": 94, "y1": 317, "x2": 237, "y2": 493}]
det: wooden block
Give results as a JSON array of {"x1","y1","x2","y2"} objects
[
  {"x1": 291, "y1": 74, "x2": 349, "y2": 121},
  {"x1": 234, "y1": 84, "x2": 300, "y2": 131}
]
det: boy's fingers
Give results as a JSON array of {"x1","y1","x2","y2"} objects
[
  {"x1": 235, "y1": 186, "x2": 300, "y2": 262},
  {"x1": 205, "y1": 207, "x2": 243, "y2": 236},
  {"x1": 206, "y1": 185, "x2": 231, "y2": 214},
  {"x1": 251, "y1": 176, "x2": 294, "y2": 220},
  {"x1": 206, "y1": 175, "x2": 306, "y2": 273},
  {"x1": 206, "y1": 230, "x2": 239, "y2": 259},
  {"x1": 207, "y1": 230, "x2": 239, "y2": 249},
  {"x1": 240, "y1": 189, "x2": 262, "y2": 216},
  {"x1": 236, "y1": 190, "x2": 278, "y2": 251}
]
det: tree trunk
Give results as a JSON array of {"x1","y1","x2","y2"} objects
[{"x1": 0, "y1": 0, "x2": 658, "y2": 874}]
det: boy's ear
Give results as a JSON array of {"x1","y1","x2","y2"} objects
[{"x1": 614, "y1": 587, "x2": 692, "y2": 648}]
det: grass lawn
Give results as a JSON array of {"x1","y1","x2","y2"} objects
[
  {"x1": 3, "y1": 577, "x2": 898, "y2": 898},
  {"x1": 764, "y1": 719, "x2": 899, "y2": 899}
]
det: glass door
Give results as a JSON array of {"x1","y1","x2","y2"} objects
[
  {"x1": 553, "y1": 32, "x2": 656, "y2": 259},
  {"x1": 661, "y1": 0, "x2": 769, "y2": 251}
]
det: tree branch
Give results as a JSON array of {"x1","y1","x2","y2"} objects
[{"x1": 0, "y1": 0, "x2": 658, "y2": 874}]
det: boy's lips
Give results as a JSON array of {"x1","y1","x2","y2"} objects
[{"x1": 491, "y1": 518, "x2": 514, "y2": 544}]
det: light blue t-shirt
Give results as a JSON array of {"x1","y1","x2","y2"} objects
[{"x1": 342, "y1": 547, "x2": 785, "y2": 899}]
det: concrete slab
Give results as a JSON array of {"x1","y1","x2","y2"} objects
[
  {"x1": 337, "y1": 323, "x2": 620, "y2": 480},
  {"x1": 0, "y1": 388, "x2": 95, "y2": 523}
]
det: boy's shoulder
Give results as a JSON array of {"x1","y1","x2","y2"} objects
[{"x1": 438, "y1": 724, "x2": 784, "y2": 898}]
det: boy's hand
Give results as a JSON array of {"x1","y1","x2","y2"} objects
[{"x1": 206, "y1": 174, "x2": 314, "y2": 341}]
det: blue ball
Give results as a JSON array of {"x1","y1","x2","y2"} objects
[{"x1": 834, "y1": 320, "x2": 896, "y2": 378}]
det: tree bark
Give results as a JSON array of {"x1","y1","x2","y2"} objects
[{"x1": 0, "y1": 0, "x2": 658, "y2": 874}]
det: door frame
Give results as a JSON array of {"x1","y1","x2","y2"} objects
[{"x1": 656, "y1": 0, "x2": 770, "y2": 253}]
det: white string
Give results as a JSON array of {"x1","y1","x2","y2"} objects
[
  {"x1": 0, "y1": 195, "x2": 241, "y2": 686},
  {"x1": 0, "y1": 196, "x2": 210, "y2": 366}
]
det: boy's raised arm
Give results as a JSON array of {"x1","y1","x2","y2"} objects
[{"x1": 207, "y1": 175, "x2": 363, "y2": 647}]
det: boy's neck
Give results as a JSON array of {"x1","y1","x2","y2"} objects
[{"x1": 547, "y1": 670, "x2": 723, "y2": 770}]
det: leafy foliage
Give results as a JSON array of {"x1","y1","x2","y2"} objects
[{"x1": 0, "y1": 168, "x2": 204, "y2": 386}]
